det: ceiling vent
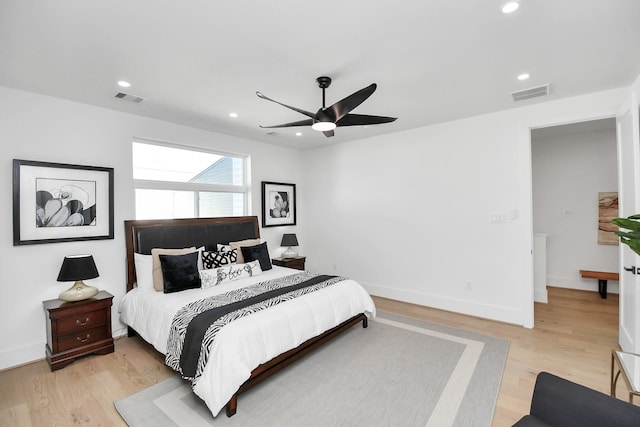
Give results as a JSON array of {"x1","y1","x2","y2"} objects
[
  {"x1": 114, "y1": 92, "x2": 144, "y2": 103},
  {"x1": 511, "y1": 84, "x2": 550, "y2": 102}
]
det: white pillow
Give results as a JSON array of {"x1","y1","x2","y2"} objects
[
  {"x1": 200, "y1": 260, "x2": 262, "y2": 288},
  {"x1": 196, "y1": 246, "x2": 205, "y2": 270},
  {"x1": 134, "y1": 253, "x2": 154, "y2": 291}
]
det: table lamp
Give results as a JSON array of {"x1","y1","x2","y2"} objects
[
  {"x1": 281, "y1": 233, "x2": 299, "y2": 258},
  {"x1": 57, "y1": 254, "x2": 100, "y2": 302}
]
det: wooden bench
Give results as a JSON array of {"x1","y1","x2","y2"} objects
[{"x1": 579, "y1": 270, "x2": 619, "y2": 299}]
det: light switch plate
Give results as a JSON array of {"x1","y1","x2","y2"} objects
[{"x1": 491, "y1": 213, "x2": 507, "y2": 223}]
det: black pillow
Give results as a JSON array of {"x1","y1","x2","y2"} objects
[
  {"x1": 159, "y1": 252, "x2": 201, "y2": 293},
  {"x1": 241, "y1": 242, "x2": 272, "y2": 271}
]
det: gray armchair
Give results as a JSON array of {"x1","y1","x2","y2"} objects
[{"x1": 513, "y1": 371, "x2": 640, "y2": 426}]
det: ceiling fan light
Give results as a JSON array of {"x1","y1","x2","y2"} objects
[
  {"x1": 502, "y1": 1, "x2": 519, "y2": 14},
  {"x1": 312, "y1": 121, "x2": 336, "y2": 132}
]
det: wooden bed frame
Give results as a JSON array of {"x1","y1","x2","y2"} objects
[{"x1": 124, "y1": 216, "x2": 368, "y2": 417}]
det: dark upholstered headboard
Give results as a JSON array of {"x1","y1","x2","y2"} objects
[{"x1": 124, "y1": 216, "x2": 260, "y2": 292}]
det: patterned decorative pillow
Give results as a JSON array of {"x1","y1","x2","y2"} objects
[
  {"x1": 216, "y1": 244, "x2": 233, "y2": 252},
  {"x1": 202, "y1": 249, "x2": 237, "y2": 269},
  {"x1": 200, "y1": 260, "x2": 262, "y2": 288}
]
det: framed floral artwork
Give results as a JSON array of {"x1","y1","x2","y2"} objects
[
  {"x1": 261, "y1": 181, "x2": 296, "y2": 227},
  {"x1": 13, "y1": 159, "x2": 114, "y2": 245}
]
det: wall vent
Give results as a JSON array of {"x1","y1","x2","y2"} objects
[
  {"x1": 114, "y1": 92, "x2": 144, "y2": 103},
  {"x1": 511, "y1": 84, "x2": 550, "y2": 102}
]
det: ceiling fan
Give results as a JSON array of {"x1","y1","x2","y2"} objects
[{"x1": 256, "y1": 76, "x2": 397, "y2": 137}]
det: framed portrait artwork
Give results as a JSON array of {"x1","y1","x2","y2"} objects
[
  {"x1": 13, "y1": 159, "x2": 114, "y2": 245},
  {"x1": 261, "y1": 181, "x2": 296, "y2": 227}
]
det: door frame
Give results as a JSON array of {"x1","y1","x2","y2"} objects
[
  {"x1": 525, "y1": 113, "x2": 619, "y2": 329},
  {"x1": 616, "y1": 87, "x2": 640, "y2": 353}
]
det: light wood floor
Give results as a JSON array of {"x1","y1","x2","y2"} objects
[{"x1": 0, "y1": 287, "x2": 624, "y2": 426}]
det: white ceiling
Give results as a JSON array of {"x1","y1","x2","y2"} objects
[{"x1": 1, "y1": 1, "x2": 639, "y2": 150}]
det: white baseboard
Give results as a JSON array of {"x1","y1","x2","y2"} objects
[
  {"x1": 2, "y1": 322, "x2": 126, "y2": 371},
  {"x1": 362, "y1": 282, "x2": 526, "y2": 327},
  {"x1": 0, "y1": 342, "x2": 44, "y2": 372},
  {"x1": 547, "y1": 275, "x2": 619, "y2": 295},
  {"x1": 534, "y1": 288, "x2": 548, "y2": 303}
]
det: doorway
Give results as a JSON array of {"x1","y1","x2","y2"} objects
[{"x1": 531, "y1": 118, "x2": 619, "y2": 298}]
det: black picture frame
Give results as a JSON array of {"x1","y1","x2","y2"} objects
[
  {"x1": 261, "y1": 181, "x2": 296, "y2": 227},
  {"x1": 13, "y1": 159, "x2": 114, "y2": 245}
]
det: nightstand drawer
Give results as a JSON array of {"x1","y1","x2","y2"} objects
[
  {"x1": 57, "y1": 326, "x2": 110, "y2": 352},
  {"x1": 272, "y1": 256, "x2": 306, "y2": 270},
  {"x1": 57, "y1": 309, "x2": 107, "y2": 334},
  {"x1": 284, "y1": 258, "x2": 305, "y2": 270}
]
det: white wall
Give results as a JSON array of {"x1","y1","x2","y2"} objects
[
  {"x1": 302, "y1": 87, "x2": 626, "y2": 327},
  {"x1": 0, "y1": 84, "x2": 629, "y2": 370},
  {"x1": 532, "y1": 125, "x2": 619, "y2": 293},
  {"x1": 0, "y1": 86, "x2": 304, "y2": 370}
]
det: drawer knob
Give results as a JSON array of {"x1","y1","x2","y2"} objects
[
  {"x1": 76, "y1": 318, "x2": 90, "y2": 326},
  {"x1": 76, "y1": 334, "x2": 91, "y2": 343}
]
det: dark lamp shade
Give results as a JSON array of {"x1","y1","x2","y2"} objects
[
  {"x1": 57, "y1": 255, "x2": 100, "y2": 282},
  {"x1": 281, "y1": 233, "x2": 299, "y2": 247}
]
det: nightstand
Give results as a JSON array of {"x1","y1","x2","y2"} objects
[
  {"x1": 43, "y1": 290, "x2": 114, "y2": 371},
  {"x1": 272, "y1": 256, "x2": 306, "y2": 271}
]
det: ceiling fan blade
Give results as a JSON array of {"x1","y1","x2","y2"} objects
[
  {"x1": 325, "y1": 83, "x2": 377, "y2": 122},
  {"x1": 256, "y1": 91, "x2": 316, "y2": 119},
  {"x1": 259, "y1": 118, "x2": 314, "y2": 128},
  {"x1": 336, "y1": 113, "x2": 397, "y2": 127},
  {"x1": 323, "y1": 130, "x2": 335, "y2": 138}
]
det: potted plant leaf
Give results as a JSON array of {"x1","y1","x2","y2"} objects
[{"x1": 612, "y1": 214, "x2": 640, "y2": 256}]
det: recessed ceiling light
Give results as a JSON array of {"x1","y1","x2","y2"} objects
[
  {"x1": 517, "y1": 73, "x2": 530, "y2": 80},
  {"x1": 229, "y1": 112, "x2": 238, "y2": 118},
  {"x1": 117, "y1": 80, "x2": 131, "y2": 88},
  {"x1": 296, "y1": 132, "x2": 302, "y2": 136},
  {"x1": 502, "y1": 1, "x2": 520, "y2": 14}
]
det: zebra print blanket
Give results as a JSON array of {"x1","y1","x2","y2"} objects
[{"x1": 165, "y1": 272, "x2": 345, "y2": 382}]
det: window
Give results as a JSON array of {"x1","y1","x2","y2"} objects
[{"x1": 132, "y1": 140, "x2": 248, "y2": 219}]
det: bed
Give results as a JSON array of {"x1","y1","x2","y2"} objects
[{"x1": 119, "y1": 216, "x2": 375, "y2": 418}]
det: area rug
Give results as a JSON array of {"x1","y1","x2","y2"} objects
[{"x1": 115, "y1": 312, "x2": 509, "y2": 427}]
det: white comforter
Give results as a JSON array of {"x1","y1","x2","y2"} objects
[{"x1": 119, "y1": 266, "x2": 376, "y2": 417}]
